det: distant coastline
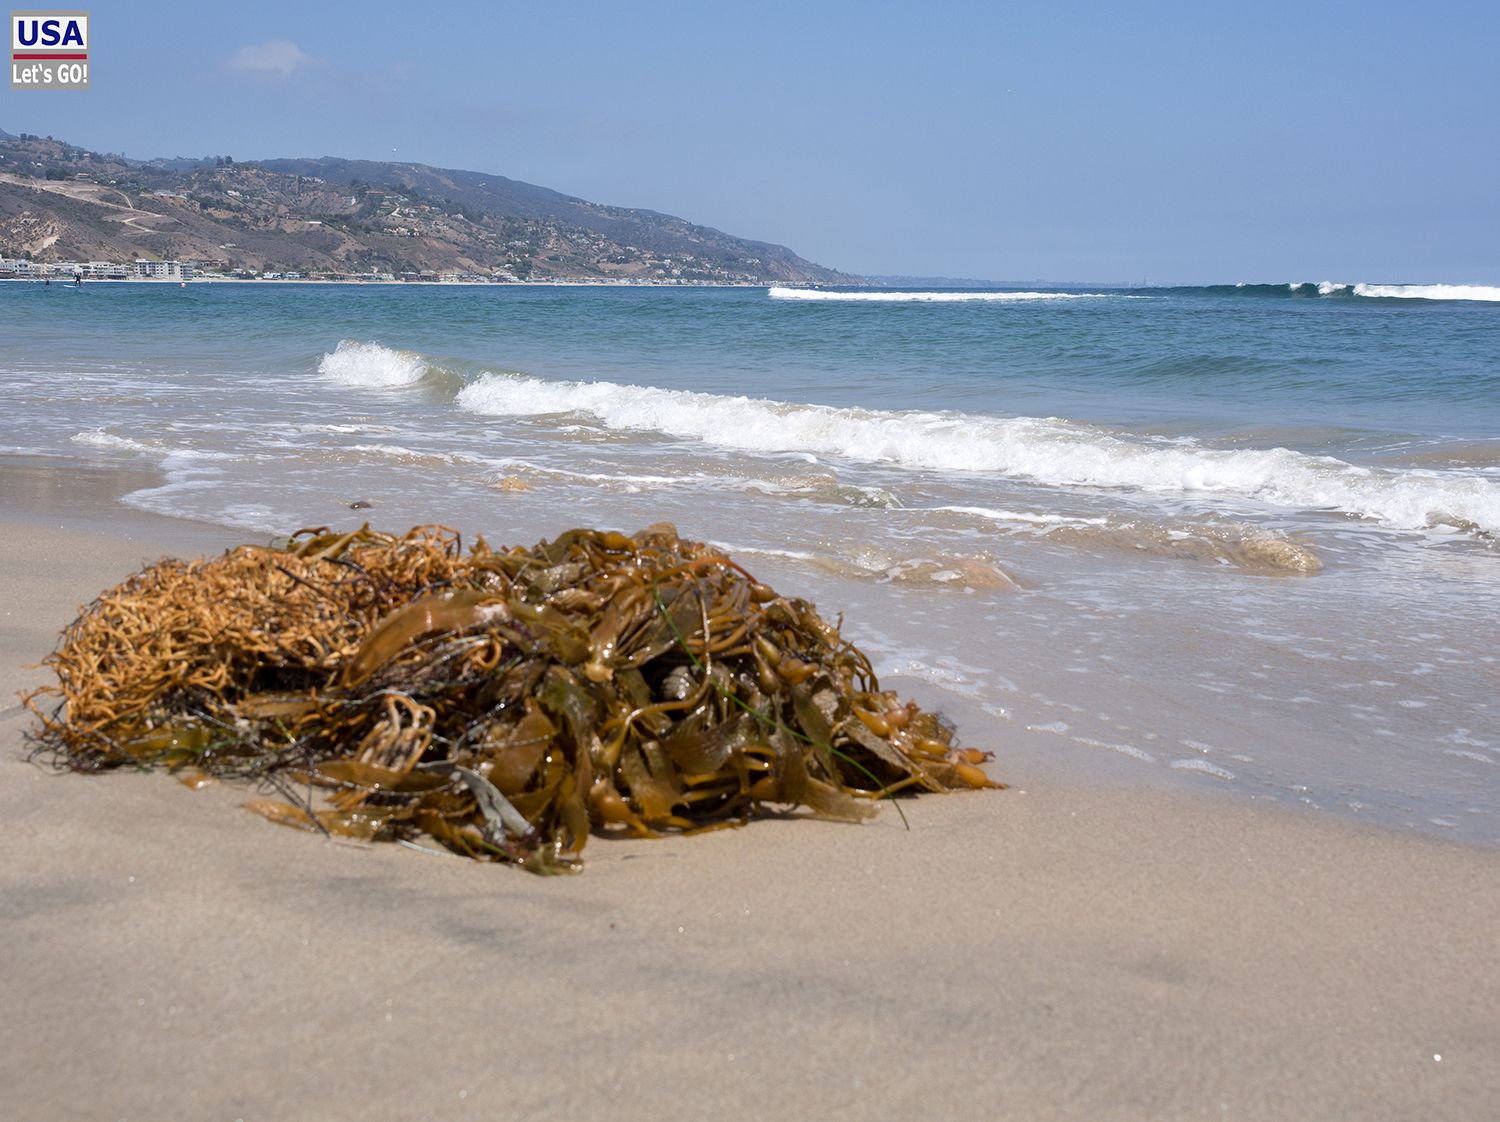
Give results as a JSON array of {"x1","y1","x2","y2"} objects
[
  {"x1": 0, "y1": 131, "x2": 859, "y2": 287},
  {"x1": 0, "y1": 272, "x2": 773, "y2": 288}
]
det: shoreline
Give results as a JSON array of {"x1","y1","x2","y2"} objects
[
  {"x1": 1, "y1": 449, "x2": 1485, "y2": 843},
  {"x1": 3, "y1": 459, "x2": 1498, "y2": 1119}
]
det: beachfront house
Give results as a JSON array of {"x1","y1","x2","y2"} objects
[{"x1": 133, "y1": 259, "x2": 197, "y2": 280}]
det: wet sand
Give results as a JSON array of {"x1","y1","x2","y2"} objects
[{"x1": 2, "y1": 464, "x2": 1497, "y2": 1120}]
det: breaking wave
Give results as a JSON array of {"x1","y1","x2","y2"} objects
[
  {"x1": 777, "y1": 282, "x2": 1500, "y2": 304},
  {"x1": 1286, "y1": 281, "x2": 1351, "y2": 296},
  {"x1": 1351, "y1": 283, "x2": 1500, "y2": 303},
  {"x1": 768, "y1": 287, "x2": 1114, "y2": 303},
  {"x1": 1271, "y1": 282, "x2": 1500, "y2": 303},
  {"x1": 456, "y1": 372, "x2": 1500, "y2": 536},
  {"x1": 318, "y1": 340, "x2": 434, "y2": 388}
]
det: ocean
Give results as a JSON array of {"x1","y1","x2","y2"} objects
[{"x1": 4, "y1": 279, "x2": 1497, "y2": 840}]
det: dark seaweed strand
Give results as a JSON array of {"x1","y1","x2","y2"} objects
[{"x1": 650, "y1": 580, "x2": 911, "y2": 830}]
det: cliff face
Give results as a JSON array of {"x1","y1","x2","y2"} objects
[{"x1": 0, "y1": 133, "x2": 858, "y2": 283}]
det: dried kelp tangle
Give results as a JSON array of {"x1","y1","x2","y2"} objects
[{"x1": 26, "y1": 524, "x2": 1001, "y2": 872}]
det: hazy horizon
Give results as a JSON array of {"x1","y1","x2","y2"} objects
[{"x1": 4, "y1": 1, "x2": 1497, "y2": 285}]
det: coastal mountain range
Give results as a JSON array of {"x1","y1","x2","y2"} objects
[{"x1": 0, "y1": 130, "x2": 856, "y2": 283}]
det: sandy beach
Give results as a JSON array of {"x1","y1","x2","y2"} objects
[{"x1": 0, "y1": 460, "x2": 1495, "y2": 1121}]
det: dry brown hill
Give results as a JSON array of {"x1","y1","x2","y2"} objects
[{"x1": 0, "y1": 132, "x2": 857, "y2": 283}]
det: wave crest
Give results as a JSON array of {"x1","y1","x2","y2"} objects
[
  {"x1": 318, "y1": 340, "x2": 431, "y2": 388},
  {"x1": 455, "y1": 372, "x2": 1500, "y2": 536},
  {"x1": 1281, "y1": 282, "x2": 1500, "y2": 303},
  {"x1": 1352, "y1": 283, "x2": 1500, "y2": 303}
]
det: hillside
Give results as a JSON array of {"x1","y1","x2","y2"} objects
[{"x1": 0, "y1": 131, "x2": 857, "y2": 284}]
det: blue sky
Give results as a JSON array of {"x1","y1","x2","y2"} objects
[{"x1": 4, "y1": 1, "x2": 1497, "y2": 282}]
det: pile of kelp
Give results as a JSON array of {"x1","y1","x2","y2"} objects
[{"x1": 25, "y1": 524, "x2": 999, "y2": 872}]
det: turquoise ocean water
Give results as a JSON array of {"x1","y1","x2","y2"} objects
[{"x1": 4, "y1": 280, "x2": 1497, "y2": 839}]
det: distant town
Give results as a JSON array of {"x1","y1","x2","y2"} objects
[{"x1": 0, "y1": 255, "x2": 759, "y2": 285}]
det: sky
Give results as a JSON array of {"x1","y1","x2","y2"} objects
[{"x1": 4, "y1": 1, "x2": 1497, "y2": 283}]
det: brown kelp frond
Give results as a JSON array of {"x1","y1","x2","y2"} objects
[{"x1": 24, "y1": 524, "x2": 1001, "y2": 872}]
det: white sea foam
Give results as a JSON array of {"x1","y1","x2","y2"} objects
[
  {"x1": 705, "y1": 541, "x2": 823, "y2": 564},
  {"x1": 1074, "y1": 736, "x2": 1156, "y2": 764},
  {"x1": 1028, "y1": 721, "x2": 1071, "y2": 735},
  {"x1": 1286, "y1": 281, "x2": 1500, "y2": 302},
  {"x1": 1288, "y1": 281, "x2": 1351, "y2": 295},
  {"x1": 71, "y1": 428, "x2": 251, "y2": 529},
  {"x1": 344, "y1": 442, "x2": 498, "y2": 471},
  {"x1": 767, "y1": 286, "x2": 1112, "y2": 303},
  {"x1": 71, "y1": 429, "x2": 234, "y2": 463},
  {"x1": 1170, "y1": 759, "x2": 1236, "y2": 780},
  {"x1": 456, "y1": 373, "x2": 1500, "y2": 535},
  {"x1": 71, "y1": 430, "x2": 160, "y2": 456},
  {"x1": 290, "y1": 422, "x2": 398, "y2": 435},
  {"x1": 1352, "y1": 283, "x2": 1500, "y2": 303},
  {"x1": 933, "y1": 505, "x2": 1109, "y2": 527},
  {"x1": 317, "y1": 340, "x2": 430, "y2": 387}
]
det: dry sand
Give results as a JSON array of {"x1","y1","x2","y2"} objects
[{"x1": 2, "y1": 488, "x2": 1498, "y2": 1120}]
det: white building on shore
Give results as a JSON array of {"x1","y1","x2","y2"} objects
[
  {"x1": 133, "y1": 259, "x2": 196, "y2": 280},
  {"x1": 1, "y1": 258, "x2": 131, "y2": 279}
]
